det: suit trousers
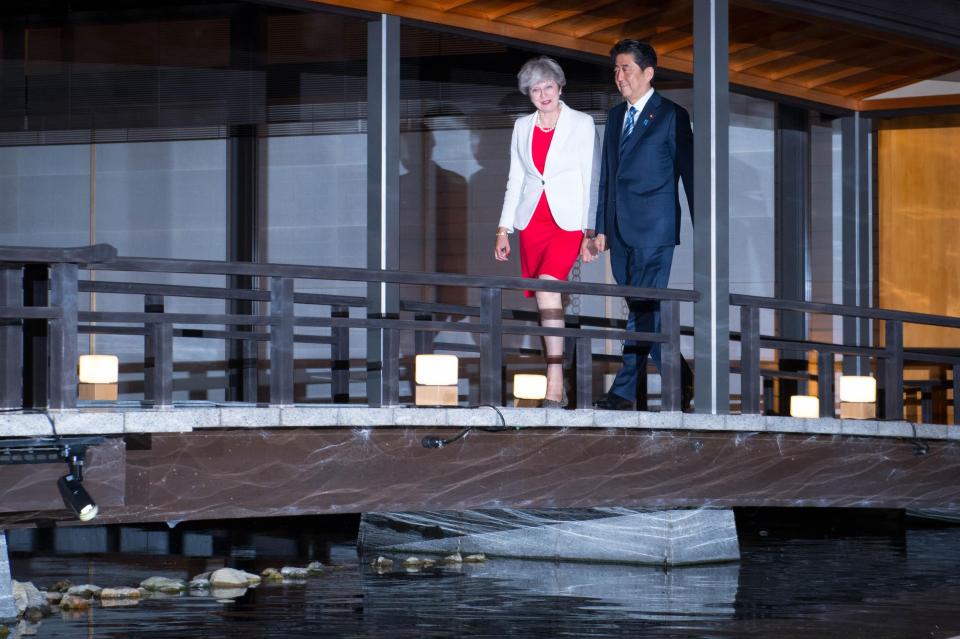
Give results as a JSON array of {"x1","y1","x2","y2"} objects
[{"x1": 608, "y1": 225, "x2": 693, "y2": 402}]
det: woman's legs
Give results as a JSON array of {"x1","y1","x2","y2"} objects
[{"x1": 535, "y1": 275, "x2": 565, "y2": 402}]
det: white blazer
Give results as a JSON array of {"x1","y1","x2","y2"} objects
[{"x1": 498, "y1": 102, "x2": 600, "y2": 233}]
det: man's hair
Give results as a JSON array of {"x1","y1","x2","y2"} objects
[{"x1": 610, "y1": 40, "x2": 658, "y2": 70}]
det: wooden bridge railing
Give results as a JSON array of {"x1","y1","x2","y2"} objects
[
  {"x1": 733, "y1": 294, "x2": 960, "y2": 423},
  {"x1": 0, "y1": 245, "x2": 697, "y2": 411}
]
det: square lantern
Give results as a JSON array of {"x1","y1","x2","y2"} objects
[
  {"x1": 839, "y1": 375, "x2": 877, "y2": 419},
  {"x1": 789, "y1": 395, "x2": 819, "y2": 419},
  {"x1": 78, "y1": 354, "x2": 119, "y2": 400},
  {"x1": 414, "y1": 354, "x2": 459, "y2": 406},
  {"x1": 513, "y1": 373, "x2": 547, "y2": 407}
]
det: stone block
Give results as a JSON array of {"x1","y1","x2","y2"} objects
[
  {"x1": 447, "y1": 408, "x2": 502, "y2": 427},
  {"x1": 392, "y1": 408, "x2": 449, "y2": 427},
  {"x1": 878, "y1": 421, "x2": 915, "y2": 439},
  {"x1": 358, "y1": 507, "x2": 739, "y2": 567},
  {"x1": 0, "y1": 413, "x2": 53, "y2": 437},
  {"x1": 338, "y1": 408, "x2": 394, "y2": 426},
  {"x1": 546, "y1": 409, "x2": 593, "y2": 427},
  {"x1": 764, "y1": 416, "x2": 809, "y2": 434},
  {"x1": 219, "y1": 407, "x2": 281, "y2": 428},
  {"x1": 637, "y1": 411, "x2": 683, "y2": 429},
  {"x1": 805, "y1": 419, "x2": 841, "y2": 435},
  {"x1": 914, "y1": 423, "x2": 949, "y2": 440},
  {"x1": 841, "y1": 419, "x2": 880, "y2": 436},
  {"x1": 593, "y1": 410, "x2": 639, "y2": 428},
  {"x1": 494, "y1": 407, "x2": 547, "y2": 427},
  {"x1": 280, "y1": 407, "x2": 339, "y2": 427},
  {"x1": 682, "y1": 413, "x2": 728, "y2": 431},
  {"x1": 125, "y1": 408, "x2": 218, "y2": 433},
  {"x1": 53, "y1": 411, "x2": 124, "y2": 435}
]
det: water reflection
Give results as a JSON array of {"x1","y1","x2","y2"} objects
[{"x1": 6, "y1": 522, "x2": 960, "y2": 638}]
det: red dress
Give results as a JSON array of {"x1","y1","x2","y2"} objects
[{"x1": 518, "y1": 126, "x2": 584, "y2": 298}]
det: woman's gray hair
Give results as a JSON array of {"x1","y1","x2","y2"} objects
[{"x1": 517, "y1": 56, "x2": 566, "y2": 95}]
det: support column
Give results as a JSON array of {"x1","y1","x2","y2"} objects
[
  {"x1": 0, "y1": 531, "x2": 16, "y2": 622},
  {"x1": 775, "y1": 105, "x2": 809, "y2": 411},
  {"x1": 22, "y1": 265, "x2": 49, "y2": 409},
  {"x1": 1, "y1": 268, "x2": 22, "y2": 408},
  {"x1": 693, "y1": 0, "x2": 730, "y2": 414},
  {"x1": 226, "y1": 5, "x2": 264, "y2": 403},
  {"x1": 841, "y1": 114, "x2": 872, "y2": 375},
  {"x1": 366, "y1": 15, "x2": 400, "y2": 407}
]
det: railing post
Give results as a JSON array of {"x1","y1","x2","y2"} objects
[
  {"x1": 0, "y1": 267, "x2": 22, "y2": 409},
  {"x1": 270, "y1": 277, "x2": 295, "y2": 406},
  {"x1": 479, "y1": 287, "x2": 503, "y2": 406},
  {"x1": 414, "y1": 312, "x2": 433, "y2": 355},
  {"x1": 660, "y1": 299, "x2": 681, "y2": 412},
  {"x1": 383, "y1": 324, "x2": 400, "y2": 406},
  {"x1": 22, "y1": 264, "x2": 48, "y2": 409},
  {"x1": 576, "y1": 336, "x2": 592, "y2": 409},
  {"x1": 817, "y1": 350, "x2": 834, "y2": 418},
  {"x1": 48, "y1": 263, "x2": 78, "y2": 410},
  {"x1": 740, "y1": 305, "x2": 761, "y2": 414},
  {"x1": 331, "y1": 305, "x2": 350, "y2": 404},
  {"x1": 144, "y1": 295, "x2": 173, "y2": 407},
  {"x1": 883, "y1": 319, "x2": 904, "y2": 420},
  {"x1": 953, "y1": 364, "x2": 959, "y2": 426}
]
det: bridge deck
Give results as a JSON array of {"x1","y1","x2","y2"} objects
[{"x1": 1, "y1": 406, "x2": 958, "y2": 527}]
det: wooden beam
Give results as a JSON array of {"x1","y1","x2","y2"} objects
[{"x1": 858, "y1": 93, "x2": 960, "y2": 112}]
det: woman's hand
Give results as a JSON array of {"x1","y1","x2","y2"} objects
[
  {"x1": 494, "y1": 231, "x2": 511, "y2": 261},
  {"x1": 594, "y1": 234, "x2": 607, "y2": 253},
  {"x1": 580, "y1": 236, "x2": 599, "y2": 263}
]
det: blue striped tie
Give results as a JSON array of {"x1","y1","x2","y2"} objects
[{"x1": 620, "y1": 105, "x2": 637, "y2": 149}]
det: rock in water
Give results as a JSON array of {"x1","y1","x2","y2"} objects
[
  {"x1": 261, "y1": 568, "x2": 283, "y2": 583},
  {"x1": 66, "y1": 584, "x2": 102, "y2": 599},
  {"x1": 59, "y1": 595, "x2": 90, "y2": 611},
  {"x1": 100, "y1": 587, "x2": 141, "y2": 600},
  {"x1": 463, "y1": 554, "x2": 486, "y2": 563},
  {"x1": 209, "y1": 568, "x2": 260, "y2": 588},
  {"x1": 306, "y1": 561, "x2": 325, "y2": 575},
  {"x1": 280, "y1": 567, "x2": 308, "y2": 580},
  {"x1": 139, "y1": 577, "x2": 186, "y2": 594}
]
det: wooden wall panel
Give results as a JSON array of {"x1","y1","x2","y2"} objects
[{"x1": 878, "y1": 114, "x2": 960, "y2": 349}]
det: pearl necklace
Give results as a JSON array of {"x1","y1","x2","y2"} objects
[{"x1": 536, "y1": 107, "x2": 560, "y2": 132}]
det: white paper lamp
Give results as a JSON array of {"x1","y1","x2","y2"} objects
[
  {"x1": 78, "y1": 354, "x2": 119, "y2": 400},
  {"x1": 513, "y1": 374, "x2": 547, "y2": 404},
  {"x1": 414, "y1": 354, "x2": 458, "y2": 406},
  {"x1": 839, "y1": 375, "x2": 876, "y2": 403},
  {"x1": 789, "y1": 395, "x2": 819, "y2": 419},
  {"x1": 838, "y1": 375, "x2": 876, "y2": 419}
]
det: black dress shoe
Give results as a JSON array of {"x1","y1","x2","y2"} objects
[
  {"x1": 594, "y1": 393, "x2": 634, "y2": 411},
  {"x1": 681, "y1": 385, "x2": 694, "y2": 413}
]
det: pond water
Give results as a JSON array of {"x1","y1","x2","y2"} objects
[{"x1": 6, "y1": 513, "x2": 960, "y2": 638}]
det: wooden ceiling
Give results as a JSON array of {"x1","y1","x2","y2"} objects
[{"x1": 313, "y1": 0, "x2": 960, "y2": 111}]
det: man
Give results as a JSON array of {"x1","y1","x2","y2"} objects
[{"x1": 586, "y1": 39, "x2": 694, "y2": 411}]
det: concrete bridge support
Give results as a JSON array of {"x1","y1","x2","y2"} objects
[
  {"x1": 0, "y1": 531, "x2": 16, "y2": 622},
  {"x1": 358, "y1": 508, "x2": 740, "y2": 566}
]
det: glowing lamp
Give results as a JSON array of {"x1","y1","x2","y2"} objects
[
  {"x1": 513, "y1": 374, "x2": 547, "y2": 407},
  {"x1": 414, "y1": 354, "x2": 458, "y2": 406},
  {"x1": 839, "y1": 375, "x2": 876, "y2": 419},
  {"x1": 789, "y1": 395, "x2": 819, "y2": 419},
  {"x1": 78, "y1": 354, "x2": 119, "y2": 400}
]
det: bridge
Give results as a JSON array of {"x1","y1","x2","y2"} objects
[{"x1": 0, "y1": 244, "x2": 959, "y2": 530}]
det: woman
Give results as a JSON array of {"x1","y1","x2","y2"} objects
[{"x1": 494, "y1": 56, "x2": 600, "y2": 408}]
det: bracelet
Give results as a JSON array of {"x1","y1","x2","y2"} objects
[{"x1": 495, "y1": 231, "x2": 508, "y2": 237}]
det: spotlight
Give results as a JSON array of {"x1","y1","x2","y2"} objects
[{"x1": 58, "y1": 473, "x2": 98, "y2": 522}]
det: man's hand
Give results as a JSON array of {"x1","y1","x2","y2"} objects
[{"x1": 594, "y1": 234, "x2": 607, "y2": 253}]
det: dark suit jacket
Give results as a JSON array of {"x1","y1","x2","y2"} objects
[{"x1": 595, "y1": 91, "x2": 694, "y2": 248}]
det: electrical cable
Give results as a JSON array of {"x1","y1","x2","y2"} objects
[{"x1": 421, "y1": 403, "x2": 514, "y2": 449}]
